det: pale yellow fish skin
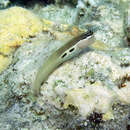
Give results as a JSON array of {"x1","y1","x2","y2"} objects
[{"x1": 32, "y1": 31, "x2": 95, "y2": 96}]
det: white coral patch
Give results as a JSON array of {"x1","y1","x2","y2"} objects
[
  {"x1": 64, "y1": 84, "x2": 115, "y2": 116},
  {"x1": 41, "y1": 50, "x2": 130, "y2": 117}
]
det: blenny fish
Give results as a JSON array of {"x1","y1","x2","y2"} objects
[{"x1": 32, "y1": 30, "x2": 95, "y2": 96}]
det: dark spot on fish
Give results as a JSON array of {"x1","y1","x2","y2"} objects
[
  {"x1": 61, "y1": 53, "x2": 67, "y2": 58},
  {"x1": 69, "y1": 48, "x2": 75, "y2": 52}
]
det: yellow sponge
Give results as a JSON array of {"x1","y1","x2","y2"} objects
[
  {"x1": 0, "y1": 6, "x2": 43, "y2": 73},
  {"x1": 0, "y1": 6, "x2": 43, "y2": 55}
]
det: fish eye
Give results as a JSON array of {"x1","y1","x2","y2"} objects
[
  {"x1": 61, "y1": 53, "x2": 67, "y2": 58},
  {"x1": 69, "y1": 48, "x2": 75, "y2": 52}
]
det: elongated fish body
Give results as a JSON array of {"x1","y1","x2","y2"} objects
[{"x1": 32, "y1": 31, "x2": 95, "y2": 96}]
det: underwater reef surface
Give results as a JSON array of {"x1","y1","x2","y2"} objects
[{"x1": 0, "y1": 0, "x2": 130, "y2": 129}]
